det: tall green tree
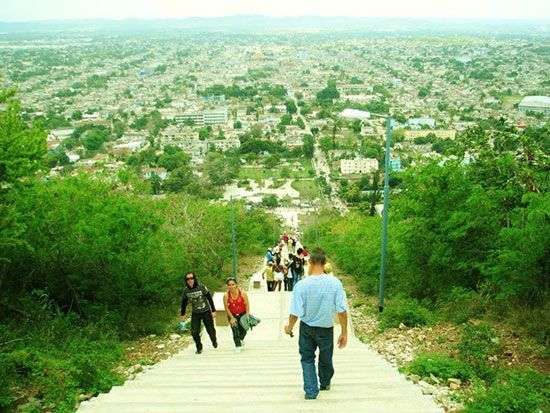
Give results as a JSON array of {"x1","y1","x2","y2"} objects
[{"x1": 0, "y1": 101, "x2": 47, "y2": 186}]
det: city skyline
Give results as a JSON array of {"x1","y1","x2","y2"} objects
[{"x1": 2, "y1": 0, "x2": 550, "y2": 22}]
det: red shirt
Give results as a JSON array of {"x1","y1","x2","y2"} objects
[{"x1": 227, "y1": 289, "x2": 246, "y2": 316}]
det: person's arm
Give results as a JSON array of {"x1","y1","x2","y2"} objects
[
  {"x1": 335, "y1": 282, "x2": 349, "y2": 349},
  {"x1": 284, "y1": 285, "x2": 302, "y2": 336},
  {"x1": 285, "y1": 314, "x2": 298, "y2": 335},
  {"x1": 243, "y1": 290, "x2": 250, "y2": 314},
  {"x1": 180, "y1": 291, "x2": 188, "y2": 317},
  {"x1": 337, "y1": 311, "x2": 348, "y2": 348},
  {"x1": 203, "y1": 286, "x2": 216, "y2": 313}
]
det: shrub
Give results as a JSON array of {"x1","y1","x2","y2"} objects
[
  {"x1": 378, "y1": 297, "x2": 433, "y2": 331},
  {"x1": 459, "y1": 322, "x2": 501, "y2": 364},
  {"x1": 464, "y1": 369, "x2": 549, "y2": 413},
  {"x1": 0, "y1": 317, "x2": 123, "y2": 412},
  {"x1": 438, "y1": 287, "x2": 486, "y2": 324},
  {"x1": 458, "y1": 322, "x2": 501, "y2": 381},
  {"x1": 404, "y1": 353, "x2": 474, "y2": 381}
]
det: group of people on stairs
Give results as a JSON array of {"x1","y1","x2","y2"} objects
[
  {"x1": 180, "y1": 241, "x2": 349, "y2": 401},
  {"x1": 263, "y1": 233, "x2": 310, "y2": 292}
]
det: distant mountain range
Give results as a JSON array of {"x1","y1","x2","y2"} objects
[{"x1": 0, "y1": 15, "x2": 548, "y2": 35}]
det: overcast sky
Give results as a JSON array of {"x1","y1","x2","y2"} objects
[{"x1": 1, "y1": 0, "x2": 550, "y2": 22}]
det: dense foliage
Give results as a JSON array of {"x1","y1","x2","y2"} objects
[
  {"x1": 306, "y1": 120, "x2": 549, "y2": 413},
  {"x1": 306, "y1": 121, "x2": 549, "y2": 320},
  {"x1": 0, "y1": 97, "x2": 280, "y2": 411}
]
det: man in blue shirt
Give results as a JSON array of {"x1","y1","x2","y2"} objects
[{"x1": 284, "y1": 248, "x2": 348, "y2": 400}]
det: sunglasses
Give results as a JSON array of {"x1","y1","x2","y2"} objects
[{"x1": 186, "y1": 277, "x2": 194, "y2": 281}]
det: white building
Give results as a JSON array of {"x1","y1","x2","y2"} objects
[
  {"x1": 174, "y1": 107, "x2": 228, "y2": 126},
  {"x1": 407, "y1": 117, "x2": 436, "y2": 129},
  {"x1": 339, "y1": 108, "x2": 371, "y2": 121},
  {"x1": 112, "y1": 140, "x2": 145, "y2": 154},
  {"x1": 519, "y1": 96, "x2": 550, "y2": 116},
  {"x1": 340, "y1": 158, "x2": 378, "y2": 175}
]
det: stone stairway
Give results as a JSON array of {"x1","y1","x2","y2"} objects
[{"x1": 78, "y1": 290, "x2": 443, "y2": 413}]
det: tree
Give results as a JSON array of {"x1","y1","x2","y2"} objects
[
  {"x1": 158, "y1": 147, "x2": 191, "y2": 172},
  {"x1": 351, "y1": 120, "x2": 362, "y2": 134},
  {"x1": 82, "y1": 128, "x2": 109, "y2": 151},
  {"x1": 280, "y1": 114, "x2": 292, "y2": 126},
  {"x1": 251, "y1": 124, "x2": 263, "y2": 139},
  {"x1": 331, "y1": 117, "x2": 343, "y2": 148},
  {"x1": 302, "y1": 135, "x2": 314, "y2": 159},
  {"x1": 71, "y1": 110, "x2": 83, "y2": 120},
  {"x1": 316, "y1": 80, "x2": 340, "y2": 104},
  {"x1": 163, "y1": 166, "x2": 193, "y2": 193},
  {"x1": 198, "y1": 127, "x2": 211, "y2": 140},
  {"x1": 418, "y1": 84, "x2": 432, "y2": 98},
  {"x1": 285, "y1": 100, "x2": 298, "y2": 114},
  {"x1": 113, "y1": 120, "x2": 125, "y2": 139},
  {"x1": 203, "y1": 152, "x2": 239, "y2": 186},
  {"x1": 233, "y1": 120, "x2": 242, "y2": 129},
  {"x1": 264, "y1": 154, "x2": 280, "y2": 169},
  {"x1": 46, "y1": 147, "x2": 70, "y2": 168},
  {"x1": 262, "y1": 194, "x2": 279, "y2": 208},
  {"x1": 296, "y1": 117, "x2": 306, "y2": 130},
  {"x1": 0, "y1": 101, "x2": 47, "y2": 186},
  {"x1": 319, "y1": 136, "x2": 333, "y2": 153},
  {"x1": 149, "y1": 172, "x2": 162, "y2": 195}
]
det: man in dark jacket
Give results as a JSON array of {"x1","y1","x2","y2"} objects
[{"x1": 180, "y1": 272, "x2": 217, "y2": 354}]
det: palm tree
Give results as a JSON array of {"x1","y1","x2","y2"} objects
[{"x1": 331, "y1": 117, "x2": 342, "y2": 149}]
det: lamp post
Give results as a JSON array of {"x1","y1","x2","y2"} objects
[{"x1": 378, "y1": 117, "x2": 394, "y2": 312}]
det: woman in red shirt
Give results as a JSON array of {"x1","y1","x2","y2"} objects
[{"x1": 223, "y1": 277, "x2": 250, "y2": 352}]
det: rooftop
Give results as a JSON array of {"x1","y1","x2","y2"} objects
[{"x1": 519, "y1": 96, "x2": 550, "y2": 108}]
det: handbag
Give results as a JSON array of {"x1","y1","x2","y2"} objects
[{"x1": 239, "y1": 314, "x2": 261, "y2": 331}]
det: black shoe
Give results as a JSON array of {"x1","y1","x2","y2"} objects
[
  {"x1": 196, "y1": 347, "x2": 203, "y2": 354},
  {"x1": 304, "y1": 394, "x2": 317, "y2": 400},
  {"x1": 212, "y1": 341, "x2": 218, "y2": 348},
  {"x1": 320, "y1": 385, "x2": 331, "y2": 391}
]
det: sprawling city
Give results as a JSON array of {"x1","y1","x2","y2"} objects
[{"x1": 1, "y1": 4, "x2": 549, "y2": 413}]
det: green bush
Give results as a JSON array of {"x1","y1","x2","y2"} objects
[
  {"x1": 458, "y1": 322, "x2": 501, "y2": 381},
  {"x1": 438, "y1": 287, "x2": 486, "y2": 324},
  {"x1": 378, "y1": 297, "x2": 433, "y2": 331},
  {"x1": 459, "y1": 322, "x2": 501, "y2": 364},
  {"x1": 404, "y1": 353, "x2": 474, "y2": 381},
  {"x1": 0, "y1": 317, "x2": 123, "y2": 412},
  {"x1": 464, "y1": 369, "x2": 549, "y2": 413}
]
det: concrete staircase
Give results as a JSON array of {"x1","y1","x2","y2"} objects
[{"x1": 78, "y1": 290, "x2": 443, "y2": 413}]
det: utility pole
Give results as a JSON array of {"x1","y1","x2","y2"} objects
[
  {"x1": 230, "y1": 197, "x2": 238, "y2": 279},
  {"x1": 379, "y1": 117, "x2": 393, "y2": 313}
]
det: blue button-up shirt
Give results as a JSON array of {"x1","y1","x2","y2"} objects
[{"x1": 290, "y1": 274, "x2": 348, "y2": 328}]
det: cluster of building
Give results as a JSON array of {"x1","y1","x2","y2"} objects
[{"x1": 2, "y1": 28, "x2": 547, "y2": 198}]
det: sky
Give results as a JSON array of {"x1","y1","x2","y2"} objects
[{"x1": 1, "y1": 0, "x2": 550, "y2": 22}]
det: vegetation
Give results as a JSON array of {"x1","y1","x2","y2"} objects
[
  {"x1": 291, "y1": 180, "x2": 321, "y2": 201},
  {"x1": 305, "y1": 120, "x2": 549, "y2": 412},
  {"x1": 0, "y1": 97, "x2": 280, "y2": 412}
]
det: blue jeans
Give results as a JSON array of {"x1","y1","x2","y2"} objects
[{"x1": 298, "y1": 321, "x2": 334, "y2": 397}]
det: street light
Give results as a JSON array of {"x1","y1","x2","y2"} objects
[
  {"x1": 379, "y1": 117, "x2": 393, "y2": 312},
  {"x1": 368, "y1": 114, "x2": 394, "y2": 312}
]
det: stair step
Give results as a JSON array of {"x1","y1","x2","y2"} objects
[{"x1": 79, "y1": 399, "x2": 442, "y2": 413}]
